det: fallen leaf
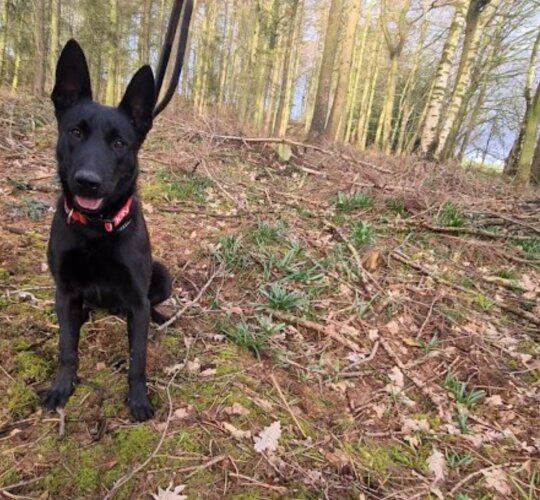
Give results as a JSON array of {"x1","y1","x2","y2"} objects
[
  {"x1": 222, "y1": 422, "x2": 251, "y2": 440},
  {"x1": 483, "y1": 468, "x2": 511, "y2": 496},
  {"x1": 224, "y1": 402, "x2": 250, "y2": 416},
  {"x1": 200, "y1": 368, "x2": 217, "y2": 377},
  {"x1": 186, "y1": 359, "x2": 201, "y2": 373},
  {"x1": 427, "y1": 448, "x2": 446, "y2": 483},
  {"x1": 96, "y1": 362, "x2": 106, "y2": 370},
  {"x1": 173, "y1": 407, "x2": 192, "y2": 420},
  {"x1": 402, "y1": 337, "x2": 422, "y2": 348},
  {"x1": 486, "y1": 395, "x2": 503, "y2": 407},
  {"x1": 402, "y1": 418, "x2": 430, "y2": 434},
  {"x1": 389, "y1": 366, "x2": 404, "y2": 388},
  {"x1": 362, "y1": 250, "x2": 382, "y2": 271},
  {"x1": 254, "y1": 421, "x2": 282, "y2": 453},
  {"x1": 152, "y1": 482, "x2": 187, "y2": 500}
]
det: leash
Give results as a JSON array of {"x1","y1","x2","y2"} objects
[{"x1": 153, "y1": 0, "x2": 194, "y2": 117}]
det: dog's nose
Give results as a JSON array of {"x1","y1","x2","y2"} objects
[{"x1": 74, "y1": 171, "x2": 102, "y2": 191}]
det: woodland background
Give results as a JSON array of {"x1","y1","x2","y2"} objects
[{"x1": 1, "y1": 0, "x2": 540, "y2": 186}]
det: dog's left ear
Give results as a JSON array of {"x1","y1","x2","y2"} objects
[{"x1": 119, "y1": 66, "x2": 156, "y2": 142}]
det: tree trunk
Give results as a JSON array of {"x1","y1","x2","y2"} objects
[
  {"x1": 33, "y1": 0, "x2": 48, "y2": 95},
  {"x1": 308, "y1": 0, "x2": 343, "y2": 140},
  {"x1": 326, "y1": 0, "x2": 362, "y2": 141},
  {"x1": 531, "y1": 135, "x2": 540, "y2": 184},
  {"x1": 420, "y1": 0, "x2": 469, "y2": 156},
  {"x1": 105, "y1": 0, "x2": 119, "y2": 105},
  {"x1": 0, "y1": 0, "x2": 10, "y2": 81},
  {"x1": 505, "y1": 26, "x2": 540, "y2": 176},
  {"x1": 515, "y1": 80, "x2": 540, "y2": 188},
  {"x1": 435, "y1": 0, "x2": 500, "y2": 160},
  {"x1": 274, "y1": 0, "x2": 301, "y2": 137},
  {"x1": 48, "y1": 0, "x2": 61, "y2": 88},
  {"x1": 138, "y1": 0, "x2": 153, "y2": 65}
]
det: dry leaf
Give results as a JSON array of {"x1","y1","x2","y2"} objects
[
  {"x1": 362, "y1": 250, "x2": 382, "y2": 271},
  {"x1": 152, "y1": 482, "x2": 187, "y2": 500},
  {"x1": 254, "y1": 421, "x2": 282, "y2": 453},
  {"x1": 389, "y1": 366, "x2": 404, "y2": 388},
  {"x1": 186, "y1": 359, "x2": 201, "y2": 373},
  {"x1": 486, "y1": 395, "x2": 503, "y2": 407},
  {"x1": 222, "y1": 422, "x2": 251, "y2": 440},
  {"x1": 224, "y1": 402, "x2": 250, "y2": 416},
  {"x1": 427, "y1": 448, "x2": 446, "y2": 483},
  {"x1": 402, "y1": 418, "x2": 430, "y2": 434},
  {"x1": 173, "y1": 407, "x2": 192, "y2": 420},
  {"x1": 483, "y1": 468, "x2": 511, "y2": 496}
]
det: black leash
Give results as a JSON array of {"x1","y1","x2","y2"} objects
[{"x1": 153, "y1": 0, "x2": 194, "y2": 118}]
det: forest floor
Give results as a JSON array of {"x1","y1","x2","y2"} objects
[{"x1": 0, "y1": 92, "x2": 539, "y2": 500}]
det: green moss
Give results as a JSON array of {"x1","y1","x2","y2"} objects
[
  {"x1": 14, "y1": 351, "x2": 52, "y2": 383},
  {"x1": 7, "y1": 381, "x2": 38, "y2": 419},
  {"x1": 0, "y1": 468, "x2": 21, "y2": 487},
  {"x1": 162, "y1": 333, "x2": 185, "y2": 356},
  {"x1": 76, "y1": 445, "x2": 106, "y2": 494},
  {"x1": 113, "y1": 425, "x2": 158, "y2": 465},
  {"x1": 173, "y1": 430, "x2": 207, "y2": 454}
]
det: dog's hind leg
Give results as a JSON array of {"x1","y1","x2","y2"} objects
[{"x1": 148, "y1": 260, "x2": 172, "y2": 325}]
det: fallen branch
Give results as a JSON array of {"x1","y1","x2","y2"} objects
[
  {"x1": 418, "y1": 224, "x2": 537, "y2": 242},
  {"x1": 391, "y1": 251, "x2": 540, "y2": 328},
  {"x1": 211, "y1": 134, "x2": 392, "y2": 174},
  {"x1": 269, "y1": 310, "x2": 362, "y2": 352},
  {"x1": 157, "y1": 265, "x2": 222, "y2": 331}
]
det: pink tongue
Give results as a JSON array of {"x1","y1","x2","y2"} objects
[{"x1": 75, "y1": 196, "x2": 103, "y2": 211}]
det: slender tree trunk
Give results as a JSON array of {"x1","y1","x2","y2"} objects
[
  {"x1": 344, "y1": 1, "x2": 373, "y2": 144},
  {"x1": 139, "y1": 0, "x2": 153, "y2": 65},
  {"x1": 308, "y1": 0, "x2": 343, "y2": 140},
  {"x1": 435, "y1": 0, "x2": 500, "y2": 160},
  {"x1": 48, "y1": 0, "x2": 61, "y2": 88},
  {"x1": 0, "y1": 0, "x2": 10, "y2": 81},
  {"x1": 515, "y1": 80, "x2": 540, "y2": 188},
  {"x1": 105, "y1": 0, "x2": 119, "y2": 104},
  {"x1": 357, "y1": 33, "x2": 382, "y2": 149},
  {"x1": 420, "y1": 0, "x2": 469, "y2": 156},
  {"x1": 505, "y1": 26, "x2": 540, "y2": 176},
  {"x1": 274, "y1": 0, "x2": 301, "y2": 137},
  {"x1": 326, "y1": 0, "x2": 362, "y2": 141},
  {"x1": 33, "y1": 0, "x2": 48, "y2": 95}
]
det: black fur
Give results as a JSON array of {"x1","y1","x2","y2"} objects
[{"x1": 42, "y1": 39, "x2": 172, "y2": 421}]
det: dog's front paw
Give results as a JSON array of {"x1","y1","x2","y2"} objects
[
  {"x1": 128, "y1": 386, "x2": 154, "y2": 422},
  {"x1": 41, "y1": 372, "x2": 77, "y2": 411}
]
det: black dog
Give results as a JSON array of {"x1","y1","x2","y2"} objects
[{"x1": 42, "y1": 40, "x2": 172, "y2": 421}]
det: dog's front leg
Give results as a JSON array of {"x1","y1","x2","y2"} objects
[
  {"x1": 127, "y1": 298, "x2": 154, "y2": 421},
  {"x1": 42, "y1": 290, "x2": 84, "y2": 411}
]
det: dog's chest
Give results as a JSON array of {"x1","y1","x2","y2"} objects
[{"x1": 59, "y1": 246, "x2": 131, "y2": 293}]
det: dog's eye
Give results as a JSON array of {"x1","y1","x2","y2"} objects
[
  {"x1": 113, "y1": 139, "x2": 126, "y2": 151},
  {"x1": 69, "y1": 127, "x2": 82, "y2": 139}
]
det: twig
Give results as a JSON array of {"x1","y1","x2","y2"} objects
[
  {"x1": 228, "y1": 473, "x2": 287, "y2": 494},
  {"x1": 341, "y1": 340, "x2": 380, "y2": 377},
  {"x1": 0, "y1": 477, "x2": 43, "y2": 496},
  {"x1": 178, "y1": 454, "x2": 227, "y2": 478},
  {"x1": 103, "y1": 368, "x2": 182, "y2": 499},
  {"x1": 449, "y1": 461, "x2": 523, "y2": 495},
  {"x1": 418, "y1": 224, "x2": 537, "y2": 241},
  {"x1": 269, "y1": 310, "x2": 362, "y2": 352},
  {"x1": 269, "y1": 374, "x2": 307, "y2": 439},
  {"x1": 157, "y1": 265, "x2": 222, "y2": 331}
]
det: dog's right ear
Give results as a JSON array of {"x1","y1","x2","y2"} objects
[{"x1": 51, "y1": 39, "x2": 92, "y2": 116}]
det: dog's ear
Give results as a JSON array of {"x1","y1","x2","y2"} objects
[
  {"x1": 119, "y1": 66, "x2": 156, "y2": 142},
  {"x1": 51, "y1": 39, "x2": 92, "y2": 116}
]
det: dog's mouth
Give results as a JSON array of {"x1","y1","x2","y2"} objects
[{"x1": 74, "y1": 196, "x2": 104, "y2": 212}]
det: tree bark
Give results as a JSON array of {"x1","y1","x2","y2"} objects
[
  {"x1": 308, "y1": 0, "x2": 344, "y2": 140},
  {"x1": 326, "y1": 0, "x2": 362, "y2": 141}
]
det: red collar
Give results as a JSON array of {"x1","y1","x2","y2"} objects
[{"x1": 64, "y1": 196, "x2": 133, "y2": 233}]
